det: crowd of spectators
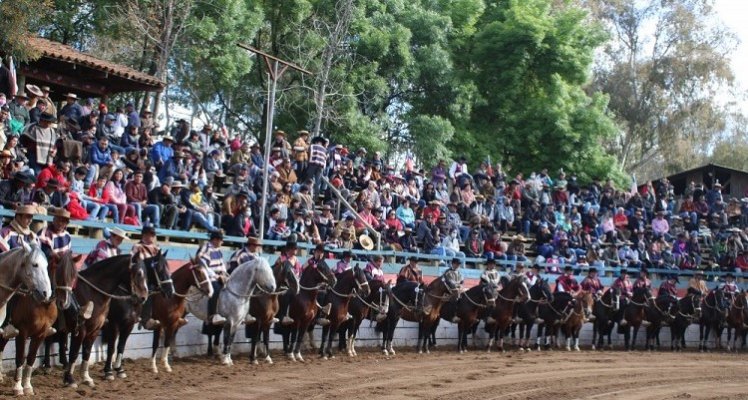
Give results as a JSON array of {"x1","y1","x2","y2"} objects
[{"x1": 1, "y1": 85, "x2": 748, "y2": 276}]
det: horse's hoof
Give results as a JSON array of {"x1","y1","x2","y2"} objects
[
  {"x1": 251, "y1": 359, "x2": 259, "y2": 365},
  {"x1": 265, "y1": 356, "x2": 273, "y2": 365},
  {"x1": 295, "y1": 354, "x2": 304, "y2": 363},
  {"x1": 164, "y1": 365, "x2": 172, "y2": 373},
  {"x1": 287, "y1": 353, "x2": 296, "y2": 362},
  {"x1": 105, "y1": 373, "x2": 115, "y2": 381},
  {"x1": 518, "y1": 347, "x2": 525, "y2": 352},
  {"x1": 23, "y1": 387, "x2": 34, "y2": 396},
  {"x1": 591, "y1": 345, "x2": 596, "y2": 351},
  {"x1": 574, "y1": 346, "x2": 580, "y2": 352},
  {"x1": 84, "y1": 379, "x2": 95, "y2": 388},
  {"x1": 14, "y1": 388, "x2": 24, "y2": 396},
  {"x1": 117, "y1": 371, "x2": 127, "y2": 379},
  {"x1": 382, "y1": 349, "x2": 389, "y2": 356},
  {"x1": 321, "y1": 355, "x2": 328, "y2": 360}
]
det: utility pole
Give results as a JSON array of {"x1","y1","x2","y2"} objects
[{"x1": 237, "y1": 43, "x2": 312, "y2": 239}]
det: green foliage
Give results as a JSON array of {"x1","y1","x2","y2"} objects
[{"x1": 0, "y1": 0, "x2": 52, "y2": 61}]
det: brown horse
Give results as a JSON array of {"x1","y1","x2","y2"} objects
[
  {"x1": 319, "y1": 266, "x2": 370, "y2": 359},
  {"x1": 452, "y1": 281, "x2": 499, "y2": 353},
  {"x1": 282, "y1": 262, "x2": 336, "y2": 362},
  {"x1": 150, "y1": 259, "x2": 213, "y2": 373},
  {"x1": 337, "y1": 278, "x2": 389, "y2": 357},
  {"x1": 0, "y1": 251, "x2": 79, "y2": 395},
  {"x1": 245, "y1": 258, "x2": 299, "y2": 365},
  {"x1": 560, "y1": 291, "x2": 593, "y2": 351},
  {"x1": 726, "y1": 291, "x2": 748, "y2": 352},
  {"x1": 62, "y1": 255, "x2": 149, "y2": 388},
  {"x1": 622, "y1": 286, "x2": 652, "y2": 351},
  {"x1": 486, "y1": 276, "x2": 529, "y2": 352},
  {"x1": 415, "y1": 276, "x2": 458, "y2": 354}
]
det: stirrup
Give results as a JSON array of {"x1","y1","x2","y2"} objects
[
  {"x1": 177, "y1": 318, "x2": 188, "y2": 327},
  {"x1": 587, "y1": 315, "x2": 597, "y2": 322},
  {"x1": 143, "y1": 319, "x2": 161, "y2": 330},
  {"x1": 641, "y1": 320, "x2": 651, "y2": 327},
  {"x1": 244, "y1": 315, "x2": 257, "y2": 325},
  {"x1": 281, "y1": 316, "x2": 294, "y2": 326},
  {"x1": 451, "y1": 316, "x2": 461, "y2": 323},
  {"x1": 45, "y1": 327, "x2": 57, "y2": 337},
  {"x1": 2, "y1": 325, "x2": 19, "y2": 340},
  {"x1": 345, "y1": 313, "x2": 352, "y2": 321},
  {"x1": 270, "y1": 317, "x2": 279, "y2": 324},
  {"x1": 317, "y1": 318, "x2": 331, "y2": 326},
  {"x1": 486, "y1": 316, "x2": 497, "y2": 324},
  {"x1": 210, "y1": 314, "x2": 226, "y2": 325},
  {"x1": 82, "y1": 301, "x2": 94, "y2": 320},
  {"x1": 320, "y1": 304, "x2": 332, "y2": 315}
]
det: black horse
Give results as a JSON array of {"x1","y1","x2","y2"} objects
[
  {"x1": 644, "y1": 290, "x2": 677, "y2": 351},
  {"x1": 699, "y1": 288, "x2": 730, "y2": 351},
  {"x1": 670, "y1": 292, "x2": 702, "y2": 351},
  {"x1": 591, "y1": 287, "x2": 620, "y2": 350},
  {"x1": 512, "y1": 278, "x2": 552, "y2": 351},
  {"x1": 101, "y1": 251, "x2": 172, "y2": 380},
  {"x1": 536, "y1": 291, "x2": 574, "y2": 350},
  {"x1": 622, "y1": 286, "x2": 652, "y2": 351},
  {"x1": 379, "y1": 280, "x2": 425, "y2": 356}
]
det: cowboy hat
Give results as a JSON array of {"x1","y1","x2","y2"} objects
[
  {"x1": 359, "y1": 234, "x2": 374, "y2": 251},
  {"x1": 64, "y1": 93, "x2": 78, "y2": 100},
  {"x1": 46, "y1": 178, "x2": 60, "y2": 189},
  {"x1": 141, "y1": 224, "x2": 157, "y2": 235},
  {"x1": 162, "y1": 135, "x2": 175, "y2": 142},
  {"x1": 247, "y1": 236, "x2": 262, "y2": 247},
  {"x1": 285, "y1": 240, "x2": 298, "y2": 250},
  {"x1": 49, "y1": 206, "x2": 71, "y2": 220},
  {"x1": 25, "y1": 84, "x2": 43, "y2": 97},
  {"x1": 341, "y1": 250, "x2": 353, "y2": 259},
  {"x1": 40, "y1": 86, "x2": 52, "y2": 93},
  {"x1": 13, "y1": 172, "x2": 35, "y2": 185},
  {"x1": 14, "y1": 92, "x2": 29, "y2": 99},
  {"x1": 109, "y1": 227, "x2": 128, "y2": 239},
  {"x1": 15, "y1": 205, "x2": 36, "y2": 215}
]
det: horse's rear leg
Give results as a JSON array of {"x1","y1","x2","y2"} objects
[
  {"x1": 293, "y1": 326, "x2": 307, "y2": 362},
  {"x1": 162, "y1": 330, "x2": 177, "y2": 372},
  {"x1": 151, "y1": 328, "x2": 162, "y2": 373},
  {"x1": 319, "y1": 326, "x2": 329, "y2": 359}
]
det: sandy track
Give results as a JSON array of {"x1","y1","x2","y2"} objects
[{"x1": 4, "y1": 348, "x2": 748, "y2": 399}]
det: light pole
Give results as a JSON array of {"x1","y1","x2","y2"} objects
[{"x1": 237, "y1": 43, "x2": 312, "y2": 239}]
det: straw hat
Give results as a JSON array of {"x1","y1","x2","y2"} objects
[
  {"x1": 50, "y1": 207, "x2": 71, "y2": 219},
  {"x1": 15, "y1": 205, "x2": 36, "y2": 215},
  {"x1": 358, "y1": 234, "x2": 374, "y2": 250},
  {"x1": 109, "y1": 227, "x2": 129, "y2": 240},
  {"x1": 25, "y1": 84, "x2": 43, "y2": 97}
]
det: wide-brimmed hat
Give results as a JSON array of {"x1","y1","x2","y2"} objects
[
  {"x1": 274, "y1": 130, "x2": 286, "y2": 137},
  {"x1": 25, "y1": 84, "x2": 43, "y2": 97},
  {"x1": 162, "y1": 135, "x2": 174, "y2": 142},
  {"x1": 141, "y1": 224, "x2": 157, "y2": 235},
  {"x1": 247, "y1": 236, "x2": 262, "y2": 247},
  {"x1": 14, "y1": 92, "x2": 29, "y2": 99},
  {"x1": 285, "y1": 240, "x2": 298, "y2": 250},
  {"x1": 588, "y1": 267, "x2": 598, "y2": 273},
  {"x1": 110, "y1": 227, "x2": 128, "y2": 239},
  {"x1": 314, "y1": 243, "x2": 327, "y2": 253},
  {"x1": 13, "y1": 172, "x2": 35, "y2": 185},
  {"x1": 49, "y1": 207, "x2": 71, "y2": 219},
  {"x1": 359, "y1": 234, "x2": 374, "y2": 250},
  {"x1": 64, "y1": 93, "x2": 78, "y2": 100},
  {"x1": 16, "y1": 205, "x2": 36, "y2": 215},
  {"x1": 40, "y1": 86, "x2": 52, "y2": 93}
]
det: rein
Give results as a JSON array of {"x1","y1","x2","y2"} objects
[
  {"x1": 77, "y1": 274, "x2": 135, "y2": 301},
  {"x1": 389, "y1": 289, "x2": 415, "y2": 312},
  {"x1": 354, "y1": 290, "x2": 382, "y2": 312},
  {"x1": 330, "y1": 285, "x2": 356, "y2": 298},
  {"x1": 463, "y1": 290, "x2": 489, "y2": 308},
  {"x1": 254, "y1": 284, "x2": 288, "y2": 296},
  {"x1": 173, "y1": 265, "x2": 211, "y2": 298}
]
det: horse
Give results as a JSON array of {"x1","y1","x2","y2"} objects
[
  {"x1": 622, "y1": 286, "x2": 652, "y2": 351},
  {"x1": 150, "y1": 258, "x2": 213, "y2": 373},
  {"x1": 62, "y1": 254, "x2": 149, "y2": 388},
  {"x1": 186, "y1": 257, "x2": 276, "y2": 365},
  {"x1": 245, "y1": 257, "x2": 298, "y2": 364},
  {"x1": 318, "y1": 266, "x2": 370, "y2": 359},
  {"x1": 670, "y1": 293, "x2": 702, "y2": 351},
  {"x1": 512, "y1": 278, "x2": 552, "y2": 351},
  {"x1": 414, "y1": 276, "x2": 459, "y2": 354},
  {"x1": 644, "y1": 292, "x2": 677, "y2": 351},
  {"x1": 726, "y1": 291, "x2": 748, "y2": 352},
  {"x1": 591, "y1": 287, "x2": 620, "y2": 350},
  {"x1": 102, "y1": 251, "x2": 173, "y2": 380},
  {"x1": 536, "y1": 290, "x2": 575, "y2": 350},
  {"x1": 449, "y1": 281, "x2": 499, "y2": 353},
  {"x1": 560, "y1": 291, "x2": 593, "y2": 351},
  {"x1": 0, "y1": 242, "x2": 53, "y2": 338},
  {"x1": 380, "y1": 280, "x2": 425, "y2": 356},
  {"x1": 336, "y1": 278, "x2": 389, "y2": 357},
  {"x1": 0, "y1": 251, "x2": 78, "y2": 396},
  {"x1": 698, "y1": 288, "x2": 730, "y2": 351},
  {"x1": 486, "y1": 276, "x2": 529, "y2": 352},
  {"x1": 279, "y1": 261, "x2": 336, "y2": 362}
]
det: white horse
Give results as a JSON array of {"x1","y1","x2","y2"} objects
[
  {"x1": 186, "y1": 257, "x2": 276, "y2": 365},
  {"x1": 0, "y1": 240, "x2": 53, "y2": 338}
]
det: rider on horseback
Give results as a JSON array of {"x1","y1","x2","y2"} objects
[
  {"x1": 277, "y1": 240, "x2": 301, "y2": 326},
  {"x1": 136, "y1": 224, "x2": 163, "y2": 330},
  {"x1": 658, "y1": 275, "x2": 679, "y2": 299},
  {"x1": 83, "y1": 227, "x2": 128, "y2": 269},
  {"x1": 304, "y1": 244, "x2": 334, "y2": 326},
  {"x1": 364, "y1": 255, "x2": 386, "y2": 282},
  {"x1": 199, "y1": 230, "x2": 228, "y2": 325},
  {"x1": 228, "y1": 236, "x2": 261, "y2": 274},
  {"x1": 525, "y1": 264, "x2": 542, "y2": 286},
  {"x1": 555, "y1": 266, "x2": 580, "y2": 314},
  {"x1": 581, "y1": 267, "x2": 603, "y2": 321},
  {"x1": 719, "y1": 272, "x2": 739, "y2": 296},
  {"x1": 634, "y1": 268, "x2": 652, "y2": 290},
  {"x1": 688, "y1": 271, "x2": 708, "y2": 296},
  {"x1": 611, "y1": 268, "x2": 633, "y2": 298},
  {"x1": 398, "y1": 256, "x2": 424, "y2": 285},
  {"x1": 444, "y1": 258, "x2": 464, "y2": 323}
]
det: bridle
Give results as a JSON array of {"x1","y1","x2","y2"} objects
[
  {"x1": 173, "y1": 262, "x2": 212, "y2": 298},
  {"x1": 299, "y1": 264, "x2": 333, "y2": 291}
]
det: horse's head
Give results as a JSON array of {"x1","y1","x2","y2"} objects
[
  {"x1": 607, "y1": 286, "x2": 622, "y2": 311},
  {"x1": 145, "y1": 250, "x2": 174, "y2": 298},
  {"x1": 274, "y1": 259, "x2": 299, "y2": 295},
  {"x1": 632, "y1": 286, "x2": 651, "y2": 302},
  {"x1": 577, "y1": 291, "x2": 594, "y2": 319},
  {"x1": 352, "y1": 265, "x2": 370, "y2": 297},
  {"x1": 309, "y1": 260, "x2": 336, "y2": 289},
  {"x1": 482, "y1": 281, "x2": 500, "y2": 306},
  {"x1": 51, "y1": 251, "x2": 80, "y2": 310},
  {"x1": 531, "y1": 278, "x2": 553, "y2": 303},
  {"x1": 251, "y1": 257, "x2": 277, "y2": 294},
  {"x1": 190, "y1": 257, "x2": 214, "y2": 297},
  {"x1": 714, "y1": 288, "x2": 730, "y2": 312},
  {"x1": 129, "y1": 257, "x2": 149, "y2": 304},
  {"x1": 684, "y1": 291, "x2": 702, "y2": 318},
  {"x1": 503, "y1": 275, "x2": 529, "y2": 303},
  {"x1": 20, "y1": 241, "x2": 52, "y2": 304}
]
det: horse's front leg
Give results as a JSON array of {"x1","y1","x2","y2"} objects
[
  {"x1": 293, "y1": 326, "x2": 306, "y2": 362},
  {"x1": 13, "y1": 335, "x2": 26, "y2": 396},
  {"x1": 23, "y1": 336, "x2": 45, "y2": 395},
  {"x1": 319, "y1": 325, "x2": 329, "y2": 359},
  {"x1": 115, "y1": 322, "x2": 134, "y2": 378},
  {"x1": 80, "y1": 334, "x2": 97, "y2": 387},
  {"x1": 221, "y1": 322, "x2": 236, "y2": 366},
  {"x1": 63, "y1": 332, "x2": 82, "y2": 388}
]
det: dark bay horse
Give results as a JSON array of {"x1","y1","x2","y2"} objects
[
  {"x1": 451, "y1": 282, "x2": 498, "y2": 353},
  {"x1": 513, "y1": 278, "x2": 552, "y2": 351},
  {"x1": 622, "y1": 287, "x2": 652, "y2": 351},
  {"x1": 644, "y1": 293, "x2": 677, "y2": 351},
  {"x1": 699, "y1": 288, "x2": 730, "y2": 351},
  {"x1": 416, "y1": 276, "x2": 458, "y2": 354},
  {"x1": 380, "y1": 281, "x2": 425, "y2": 356},
  {"x1": 246, "y1": 258, "x2": 298, "y2": 364},
  {"x1": 150, "y1": 259, "x2": 213, "y2": 373},
  {"x1": 102, "y1": 251, "x2": 173, "y2": 380},
  {"x1": 319, "y1": 266, "x2": 370, "y2": 359},
  {"x1": 0, "y1": 251, "x2": 79, "y2": 396},
  {"x1": 337, "y1": 278, "x2": 388, "y2": 357},
  {"x1": 591, "y1": 287, "x2": 620, "y2": 350},
  {"x1": 486, "y1": 276, "x2": 529, "y2": 352},
  {"x1": 670, "y1": 293, "x2": 702, "y2": 351},
  {"x1": 560, "y1": 291, "x2": 593, "y2": 351},
  {"x1": 536, "y1": 290, "x2": 574, "y2": 350},
  {"x1": 282, "y1": 262, "x2": 336, "y2": 362},
  {"x1": 726, "y1": 291, "x2": 748, "y2": 352},
  {"x1": 62, "y1": 255, "x2": 149, "y2": 388}
]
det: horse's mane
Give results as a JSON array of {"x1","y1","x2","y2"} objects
[
  {"x1": 56, "y1": 250, "x2": 78, "y2": 284},
  {"x1": 82, "y1": 254, "x2": 131, "y2": 277}
]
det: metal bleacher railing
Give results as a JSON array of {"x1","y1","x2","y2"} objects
[{"x1": 3, "y1": 208, "x2": 745, "y2": 282}]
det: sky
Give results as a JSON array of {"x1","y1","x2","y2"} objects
[{"x1": 714, "y1": 0, "x2": 748, "y2": 112}]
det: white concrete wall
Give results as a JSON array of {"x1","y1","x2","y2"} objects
[{"x1": 1, "y1": 316, "x2": 740, "y2": 369}]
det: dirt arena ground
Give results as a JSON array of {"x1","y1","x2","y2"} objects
[{"x1": 5, "y1": 348, "x2": 748, "y2": 399}]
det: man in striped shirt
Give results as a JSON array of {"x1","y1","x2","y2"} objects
[
  {"x1": 135, "y1": 224, "x2": 163, "y2": 330},
  {"x1": 306, "y1": 136, "x2": 328, "y2": 194},
  {"x1": 198, "y1": 230, "x2": 228, "y2": 325},
  {"x1": 228, "y1": 236, "x2": 261, "y2": 274},
  {"x1": 0, "y1": 205, "x2": 40, "y2": 252},
  {"x1": 38, "y1": 207, "x2": 72, "y2": 257},
  {"x1": 83, "y1": 227, "x2": 128, "y2": 269}
]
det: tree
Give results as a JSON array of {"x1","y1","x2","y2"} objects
[
  {"x1": 0, "y1": 0, "x2": 52, "y2": 61},
  {"x1": 586, "y1": 0, "x2": 738, "y2": 177},
  {"x1": 463, "y1": 0, "x2": 619, "y2": 181}
]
